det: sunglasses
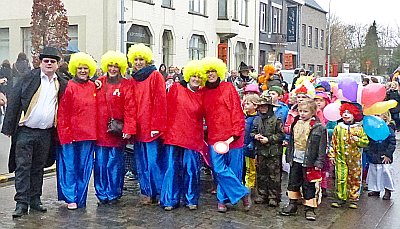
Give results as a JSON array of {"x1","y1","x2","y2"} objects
[{"x1": 42, "y1": 59, "x2": 57, "y2": 64}]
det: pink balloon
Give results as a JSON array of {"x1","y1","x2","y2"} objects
[
  {"x1": 361, "y1": 84, "x2": 386, "y2": 106},
  {"x1": 323, "y1": 103, "x2": 341, "y2": 121}
]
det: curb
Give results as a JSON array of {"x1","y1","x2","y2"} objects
[{"x1": 0, "y1": 165, "x2": 56, "y2": 183}]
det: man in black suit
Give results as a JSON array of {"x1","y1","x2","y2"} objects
[{"x1": 1, "y1": 47, "x2": 68, "y2": 218}]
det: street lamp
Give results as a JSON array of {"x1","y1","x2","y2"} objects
[{"x1": 326, "y1": 0, "x2": 332, "y2": 76}]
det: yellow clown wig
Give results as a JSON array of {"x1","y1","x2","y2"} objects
[
  {"x1": 100, "y1": 50, "x2": 128, "y2": 75},
  {"x1": 68, "y1": 52, "x2": 97, "y2": 77},
  {"x1": 127, "y1": 43, "x2": 153, "y2": 64},
  {"x1": 201, "y1": 57, "x2": 227, "y2": 81},
  {"x1": 183, "y1": 60, "x2": 207, "y2": 86}
]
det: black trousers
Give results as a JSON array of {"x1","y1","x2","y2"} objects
[
  {"x1": 287, "y1": 162, "x2": 316, "y2": 200},
  {"x1": 14, "y1": 126, "x2": 52, "y2": 206}
]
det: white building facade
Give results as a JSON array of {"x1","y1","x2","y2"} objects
[{"x1": 0, "y1": 0, "x2": 258, "y2": 71}]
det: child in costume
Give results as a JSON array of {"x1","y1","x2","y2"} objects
[
  {"x1": 314, "y1": 91, "x2": 333, "y2": 197},
  {"x1": 127, "y1": 43, "x2": 167, "y2": 204},
  {"x1": 366, "y1": 111, "x2": 396, "y2": 200},
  {"x1": 281, "y1": 100, "x2": 327, "y2": 221},
  {"x1": 252, "y1": 95, "x2": 285, "y2": 207},
  {"x1": 202, "y1": 57, "x2": 250, "y2": 213},
  {"x1": 243, "y1": 94, "x2": 259, "y2": 192},
  {"x1": 329, "y1": 102, "x2": 369, "y2": 209},
  {"x1": 268, "y1": 85, "x2": 289, "y2": 125}
]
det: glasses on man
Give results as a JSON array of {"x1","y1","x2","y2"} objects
[{"x1": 42, "y1": 59, "x2": 57, "y2": 64}]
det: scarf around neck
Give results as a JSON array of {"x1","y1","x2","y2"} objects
[{"x1": 132, "y1": 65, "x2": 157, "y2": 81}]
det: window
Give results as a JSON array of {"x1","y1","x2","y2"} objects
[
  {"x1": 189, "y1": 0, "x2": 205, "y2": 15},
  {"x1": 272, "y1": 6, "x2": 282, "y2": 33},
  {"x1": 260, "y1": 3, "x2": 267, "y2": 32},
  {"x1": 307, "y1": 26, "x2": 312, "y2": 47},
  {"x1": 233, "y1": 0, "x2": 238, "y2": 20},
  {"x1": 314, "y1": 28, "x2": 319, "y2": 48},
  {"x1": 0, "y1": 28, "x2": 9, "y2": 62},
  {"x1": 320, "y1": 30, "x2": 325, "y2": 50},
  {"x1": 235, "y1": 41, "x2": 247, "y2": 69},
  {"x1": 162, "y1": 30, "x2": 173, "y2": 68},
  {"x1": 162, "y1": 0, "x2": 172, "y2": 7},
  {"x1": 189, "y1": 35, "x2": 206, "y2": 60},
  {"x1": 22, "y1": 27, "x2": 32, "y2": 62},
  {"x1": 218, "y1": 0, "x2": 227, "y2": 19},
  {"x1": 317, "y1": 65, "x2": 323, "y2": 77},
  {"x1": 248, "y1": 43, "x2": 254, "y2": 66},
  {"x1": 308, "y1": 64, "x2": 315, "y2": 73},
  {"x1": 301, "y1": 24, "x2": 306, "y2": 46},
  {"x1": 67, "y1": 25, "x2": 78, "y2": 53},
  {"x1": 238, "y1": 0, "x2": 248, "y2": 25}
]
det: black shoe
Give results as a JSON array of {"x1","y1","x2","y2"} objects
[
  {"x1": 30, "y1": 203, "x2": 47, "y2": 212},
  {"x1": 383, "y1": 189, "x2": 391, "y2": 200},
  {"x1": 12, "y1": 206, "x2": 28, "y2": 218},
  {"x1": 368, "y1": 191, "x2": 380, "y2": 197},
  {"x1": 268, "y1": 199, "x2": 279, "y2": 207},
  {"x1": 281, "y1": 203, "x2": 298, "y2": 216},
  {"x1": 305, "y1": 209, "x2": 316, "y2": 221}
]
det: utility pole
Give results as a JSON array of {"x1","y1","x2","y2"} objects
[
  {"x1": 327, "y1": 0, "x2": 332, "y2": 76},
  {"x1": 119, "y1": 0, "x2": 126, "y2": 53}
]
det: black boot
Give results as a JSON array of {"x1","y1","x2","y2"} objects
[
  {"x1": 281, "y1": 199, "x2": 298, "y2": 216},
  {"x1": 12, "y1": 203, "x2": 28, "y2": 219}
]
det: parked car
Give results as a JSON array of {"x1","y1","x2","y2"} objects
[
  {"x1": 365, "y1": 75, "x2": 388, "y2": 84},
  {"x1": 337, "y1": 73, "x2": 367, "y2": 84}
]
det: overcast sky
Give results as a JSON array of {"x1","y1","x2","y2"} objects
[{"x1": 315, "y1": 0, "x2": 400, "y2": 28}]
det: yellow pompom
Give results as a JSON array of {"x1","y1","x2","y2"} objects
[
  {"x1": 100, "y1": 51, "x2": 128, "y2": 75},
  {"x1": 68, "y1": 52, "x2": 97, "y2": 78}
]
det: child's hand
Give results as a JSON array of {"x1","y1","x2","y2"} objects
[
  {"x1": 382, "y1": 155, "x2": 392, "y2": 164},
  {"x1": 260, "y1": 137, "x2": 269, "y2": 144},
  {"x1": 254, "y1": 134, "x2": 262, "y2": 141},
  {"x1": 351, "y1": 136, "x2": 359, "y2": 142}
]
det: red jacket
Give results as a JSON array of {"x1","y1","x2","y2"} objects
[
  {"x1": 57, "y1": 80, "x2": 97, "y2": 145},
  {"x1": 96, "y1": 76, "x2": 136, "y2": 147},
  {"x1": 164, "y1": 83, "x2": 204, "y2": 152},
  {"x1": 202, "y1": 82, "x2": 245, "y2": 149},
  {"x1": 132, "y1": 70, "x2": 167, "y2": 142}
]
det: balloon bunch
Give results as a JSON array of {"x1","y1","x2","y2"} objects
[{"x1": 323, "y1": 77, "x2": 397, "y2": 141}]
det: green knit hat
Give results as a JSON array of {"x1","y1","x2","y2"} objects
[{"x1": 269, "y1": 86, "x2": 284, "y2": 95}]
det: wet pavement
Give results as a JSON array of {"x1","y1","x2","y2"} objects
[
  {"x1": 0, "y1": 119, "x2": 11, "y2": 174},
  {"x1": 0, "y1": 139, "x2": 399, "y2": 228}
]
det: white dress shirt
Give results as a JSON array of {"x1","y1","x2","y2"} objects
[{"x1": 23, "y1": 71, "x2": 57, "y2": 129}]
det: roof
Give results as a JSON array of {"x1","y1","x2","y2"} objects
[{"x1": 304, "y1": 0, "x2": 327, "y2": 13}]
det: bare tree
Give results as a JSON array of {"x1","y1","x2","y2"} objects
[{"x1": 31, "y1": 0, "x2": 69, "y2": 67}]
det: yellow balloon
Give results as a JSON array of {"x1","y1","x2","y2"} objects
[{"x1": 363, "y1": 100, "x2": 398, "y2": 115}]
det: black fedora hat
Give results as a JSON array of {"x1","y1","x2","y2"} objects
[
  {"x1": 39, "y1": 46, "x2": 61, "y2": 62},
  {"x1": 238, "y1": 61, "x2": 250, "y2": 72}
]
